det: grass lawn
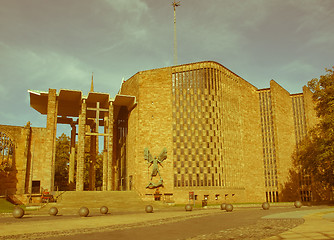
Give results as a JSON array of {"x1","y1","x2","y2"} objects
[{"x1": 0, "y1": 198, "x2": 16, "y2": 213}]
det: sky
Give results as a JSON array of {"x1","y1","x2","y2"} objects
[{"x1": 1, "y1": 0, "x2": 334, "y2": 135}]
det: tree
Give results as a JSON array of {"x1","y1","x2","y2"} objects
[
  {"x1": 294, "y1": 67, "x2": 334, "y2": 193},
  {"x1": 83, "y1": 151, "x2": 103, "y2": 190},
  {"x1": 55, "y1": 133, "x2": 71, "y2": 190}
]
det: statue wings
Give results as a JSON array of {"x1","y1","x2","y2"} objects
[
  {"x1": 158, "y1": 147, "x2": 167, "y2": 163},
  {"x1": 144, "y1": 147, "x2": 154, "y2": 164},
  {"x1": 144, "y1": 147, "x2": 167, "y2": 163}
]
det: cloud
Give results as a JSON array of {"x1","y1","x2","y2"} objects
[
  {"x1": 271, "y1": 59, "x2": 319, "y2": 93},
  {"x1": 1, "y1": 0, "x2": 333, "y2": 129},
  {"x1": 175, "y1": 0, "x2": 276, "y2": 64},
  {"x1": 0, "y1": 112, "x2": 18, "y2": 124},
  {"x1": 288, "y1": 0, "x2": 334, "y2": 49},
  {"x1": 306, "y1": 31, "x2": 334, "y2": 48},
  {"x1": 281, "y1": 60, "x2": 316, "y2": 75},
  {"x1": 293, "y1": 0, "x2": 332, "y2": 31},
  {"x1": 104, "y1": 0, "x2": 148, "y2": 15},
  {"x1": 0, "y1": 43, "x2": 92, "y2": 94},
  {"x1": 103, "y1": 0, "x2": 150, "y2": 41},
  {"x1": 0, "y1": 85, "x2": 6, "y2": 100}
]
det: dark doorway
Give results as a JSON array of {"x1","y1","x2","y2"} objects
[{"x1": 32, "y1": 180, "x2": 41, "y2": 194}]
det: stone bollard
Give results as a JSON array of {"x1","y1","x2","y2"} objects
[
  {"x1": 294, "y1": 201, "x2": 302, "y2": 208},
  {"x1": 185, "y1": 204, "x2": 193, "y2": 211},
  {"x1": 79, "y1": 207, "x2": 89, "y2": 217},
  {"x1": 13, "y1": 207, "x2": 24, "y2": 218},
  {"x1": 49, "y1": 207, "x2": 58, "y2": 216},
  {"x1": 225, "y1": 204, "x2": 233, "y2": 212},
  {"x1": 220, "y1": 203, "x2": 226, "y2": 210},
  {"x1": 262, "y1": 202, "x2": 270, "y2": 210},
  {"x1": 145, "y1": 205, "x2": 153, "y2": 213},
  {"x1": 100, "y1": 206, "x2": 109, "y2": 214}
]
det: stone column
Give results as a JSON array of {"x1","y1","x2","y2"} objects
[
  {"x1": 76, "y1": 100, "x2": 86, "y2": 191},
  {"x1": 89, "y1": 125, "x2": 96, "y2": 191},
  {"x1": 102, "y1": 112, "x2": 108, "y2": 191},
  {"x1": 17, "y1": 123, "x2": 31, "y2": 194},
  {"x1": 68, "y1": 124, "x2": 76, "y2": 185},
  {"x1": 102, "y1": 150, "x2": 108, "y2": 191},
  {"x1": 107, "y1": 102, "x2": 114, "y2": 191},
  {"x1": 46, "y1": 89, "x2": 58, "y2": 192}
]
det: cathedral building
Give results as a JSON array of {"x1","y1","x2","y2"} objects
[{"x1": 0, "y1": 61, "x2": 317, "y2": 204}]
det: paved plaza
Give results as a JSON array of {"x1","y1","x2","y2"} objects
[{"x1": 0, "y1": 204, "x2": 333, "y2": 239}]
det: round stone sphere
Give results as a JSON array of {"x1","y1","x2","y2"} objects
[
  {"x1": 100, "y1": 206, "x2": 108, "y2": 214},
  {"x1": 262, "y1": 202, "x2": 270, "y2": 210},
  {"x1": 49, "y1": 207, "x2": 58, "y2": 216},
  {"x1": 145, "y1": 205, "x2": 153, "y2": 213},
  {"x1": 185, "y1": 204, "x2": 193, "y2": 211},
  {"x1": 225, "y1": 204, "x2": 233, "y2": 212},
  {"x1": 78, "y1": 207, "x2": 89, "y2": 217},
  {"x1": 220, "y1": 203, "x2": 226, "y2": 210},
  {"x1": 294, "y1": 201, "x2": 302, "y2": 208},
  {"x1": 13, "y1": 207, "x2": 24, "y2": 218}
]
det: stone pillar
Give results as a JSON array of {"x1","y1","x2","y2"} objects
[
  {"x1": 102, "y1": 150, "x2": 108, "y2": 191},
  {"x1": 89, "y1": 125, "x2": 97, "y2": 191},
  {"x1": 107, "y1": 102, "x2": 114, "y2": 191},
  {"x1": 46, "y1": 89, "x2": 58, "y2": 192},
  {"x1": 68, "y1": 124, "x2": 76, "y2": 185},
  {"x1": 76, "y1": 100, "x2": 86, "y2": 191},
  {"x1": 17, "y1": 123, "x2": 31, "y2": 194},
  {"x1": 103, "y1": 112, "x2": 109, "y2": 191}
]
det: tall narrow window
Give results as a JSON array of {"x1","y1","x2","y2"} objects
[{"x1": 0, "y1": 132, "x2": 14, "y2": 171}]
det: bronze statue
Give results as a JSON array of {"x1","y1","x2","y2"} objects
[{"x1": 144, "y1": 147, "x2": 167, "y2": 189}]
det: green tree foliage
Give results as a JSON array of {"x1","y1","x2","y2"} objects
[
  {"x1": 55, "y1": 133, "x2": 104, "y2": 190},
  {"x1": 295, "y1": 67, "x2": 334, "y2": 189},
  {"x1": 95, "y1": 152, "x2": 103, "y2": 188},
  {"x1": 55, "y1": 133, "x2": 70, "y2": 190},
  {"x1": 83, "y1": 152, "x2": 103, "y2": 190}
]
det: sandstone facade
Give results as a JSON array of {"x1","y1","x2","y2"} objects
[
  {"x1": 0, "y1": 61, "x2": 316, "y2": 204},
  {"x1": 120, "y1": 61, "x2": 316, "y2": 204},
  {"x1": 0, "y1": 123, "x2": 54, "y2": 196}
]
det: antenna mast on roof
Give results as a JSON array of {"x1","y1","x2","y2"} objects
[
  {"x1": 172, "y1": 0, "x2": 180, "y2": 66},
  {"x1": 90, "y1": 72, "x2": 94, "y2": 92}
]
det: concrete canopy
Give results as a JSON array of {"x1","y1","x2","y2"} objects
[
  {"x1": 28, "y1": 90, "x2": 49, "y2": 115},
  {"x1": 86, "y1": 92, "x2": 110, "y2": 108},
  {"x1": 113, "y1": 94, "x2": 136, "y2": 111},
  {"x1": 58, "y1": 89, "x2": 82, "y2": 117},
  {"x1": 28, "y1": 90, "x2": 136, "y2": 120},
  {"x1": 28, "y1": 89, "x2": 82, "y2": 117}
]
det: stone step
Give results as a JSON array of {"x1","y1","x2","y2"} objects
[
  {"x1": 57, "y1": 191, "x2": 141, "y2": 200},
  {"x1": 51, "y1": 191, "x2": 167, "y2": 211}
]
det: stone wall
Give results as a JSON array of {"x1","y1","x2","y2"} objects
[
  {"x1": 0, "y1": 125, "x2": 23, "y2": 195},
  {"x1": 119, "y1": 73, "x2": 139, "y2": 192},
  {"x1": 120, "y1": 68, "x2": 174, "y2": 197},
  {"x1": 119, "y1": 61, "x2": 315, "y2": 203},
  {"x1": 270, "y1": 80, "x2": 297, "y2": 199},
  {"x1": 303, "y1": 86, "x2": 318, "y2": 129},
  {"x1": 0, "y1": 124, "x2": 53, "y2": 196},
  {"x1": 29, "y1": 127, "x2": 54, "y2": 192},
  {"x1": 1, "y1": 61, "x2": 316, "y2": 204}
]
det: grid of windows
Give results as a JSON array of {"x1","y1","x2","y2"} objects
[
  {"x1": 292, "y1": 95, "x2": 312, "y2": 201},
  {"x1": 292, "y1": 95, "x2": 307, "y2": 145},
  {"x1": 259, "y1": 90, "x2": 279, "y2": 202},
  {"x1": 171, "y1": 62, "x2": 254, "y2": 190},
  {"x1": 172, "y1": 65, "x2": 224, "y2": 188}
]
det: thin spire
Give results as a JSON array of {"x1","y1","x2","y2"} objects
[
  {"x1": 172, "y1": 0, "x2": 180, "y2": 66},
  {"x1": 90, "y1": 72, "x2": 94, "y2": 92}
]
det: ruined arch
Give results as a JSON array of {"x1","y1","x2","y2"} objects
[
  {"x1": 0, "y1": 131, "x2": 15, "y2": 171},
  {"x1": 0, "y1": 130, "x2": 17, "y2": 196}
]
